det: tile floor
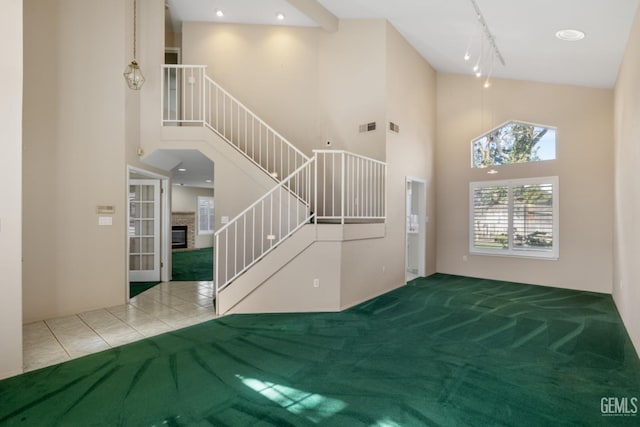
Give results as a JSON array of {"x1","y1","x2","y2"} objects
[{"x1": 22, "y1": 281, "x2": 217, "y2": 372}]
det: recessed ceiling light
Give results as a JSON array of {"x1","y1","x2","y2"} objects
[
  {"x1": 205, "y1": 179, "x2": 212, "y2": 183},
  {"x1": 555, "y1": 29, "x2": 585, "y2": 41},
  {"x1": 178, "y1": 168, "x2": 187, "y2": 172},
  {"x1": 215, "y1": 9, "x2": 224, "y2": 18},
  {"x1": 276, "y1": 12, "x2": 285, "y2": 21}
]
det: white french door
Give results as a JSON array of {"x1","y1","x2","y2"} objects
[{"x1": 129, "y1": 179, "x2": 161, "y2": 282}]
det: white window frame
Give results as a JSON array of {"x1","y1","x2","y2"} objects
[
  {"x1": 470, "y1": 120, "x2": 557, "y2": 169},
  {"x1": 469, "y1": 176, "x2": 559, "y2": 260},
  {"x1": 197, "y1": 196, "x2": 214, "y2": 235}
]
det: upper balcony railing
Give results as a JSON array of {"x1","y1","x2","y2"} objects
[
  {"x1": 314, "y1": 150, "x2": 387, "y2": 223},
  {"x1": 161, "y1": 65, "x2": 309, "y2": 182}
]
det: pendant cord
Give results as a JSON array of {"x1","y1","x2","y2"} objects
[{"x1": 133, "y1": 0, "x2": 137, "y2": 60}]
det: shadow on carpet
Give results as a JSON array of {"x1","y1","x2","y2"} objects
[
  {"x1": 2, "y1": 274, "x2": 639, "y2": 426},
  {"x1": 171, "y1": 247, "x2": 213, "y2": 282}
]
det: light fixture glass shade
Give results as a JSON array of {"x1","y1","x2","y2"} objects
[{"x1": 123, "y1": 60, "x2": 145, "y2": 90}]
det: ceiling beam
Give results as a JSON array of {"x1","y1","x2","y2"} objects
[{"x1": 285, "y1": 0, "x2": 338, "y2": 32}]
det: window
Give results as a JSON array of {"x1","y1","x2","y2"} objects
[
  {"x1": 472, "y1": 121, "x2": 556, "y2": 168},
  {"x1": 198, "y1": 196, "x2": 214, "y2": 235},
  {"x1": 470, "y1": 177, "x2": 558, "y2": 259}
]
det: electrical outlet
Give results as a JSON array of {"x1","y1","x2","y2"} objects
[
  {"x1": 313, "y1": 278, "x2": 320, "y2": 288},
  {"x1": 462, "y1": 255, "x2": 468, "y2": 262},
  {"x1": 382, "y1": 265, "x2": 386, "y2": 273}
]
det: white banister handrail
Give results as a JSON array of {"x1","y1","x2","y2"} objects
[
  {"x1": 215, "y1": 159, "x2": 313, "y2": 237},
  {"x1": 160, "y1": 65, "x2": 310, "y2": 185},
  {"x1": 205, "y1": 76, "x2": 308, "y2": 161},
  {"x1": 313, "y1": 150, "x2": 387, "y2": 222},
  {"x1": 312, "y1": 149, "x2": 387, "y2": 165},
  {"x1": 215, "y1": 157, "x2": 315, "y2": 295}
]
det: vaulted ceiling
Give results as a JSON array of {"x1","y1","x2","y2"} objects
[{"x1": 167, "y1": 0, "x2": 639, "y2": 89}]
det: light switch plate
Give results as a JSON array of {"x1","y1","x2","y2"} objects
[{"x1": 98, "y1": 216, "x2": 113, "y2": 226}]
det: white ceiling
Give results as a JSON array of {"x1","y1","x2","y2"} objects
[
  {"x1": 144, "y1": 149, "x2": 214, "y2": 189},
  {"x1": 167, "y1": 0, "x2": 639, "y2": 89},
  {"x1": 161, "y1": 0, "x2": 638, "y2": 184}
]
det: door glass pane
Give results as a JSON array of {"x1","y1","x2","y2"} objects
[
  {"x1": 142, "y1": 185, "x2": 155, "y2": 201},
  {"x1": 130, "y1": 186, "x2": 141, "y2": 201},
  {"x1": 141, "y1": 255, "x2": 154, "y2": 270},
  {"x1": 130, "y1": 237, "x2": 140, "y2": 253},
  {"x1": 142, "y1": 220, "x2": 154, "y2": 235},
  {"x1": 141, "y1": 237, "x2": 154, "y2": 252},
  {"x1": 130, "y1": 255, "x2": 141, "y2": 271},
  {"x1": 142, "y1": 203, "x2": 155, "y2": 218}
]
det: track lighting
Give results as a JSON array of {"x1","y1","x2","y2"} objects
[{"x1": 465, "y1": 0, "x2": 505, "y2": 87}]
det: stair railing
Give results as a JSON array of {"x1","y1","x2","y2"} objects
[
  {"x1": 161, "y1": 66, "x2": 389, "y2": 300},
  {"x1": 161, "y1": 65, "x2": 309, "y2": 182},
  {"x1": 314, "y1": 150, "x2": 387, "y2": 224},
  {"x1": 215, "y1": 157, "x2": 315, "y2": 295}
]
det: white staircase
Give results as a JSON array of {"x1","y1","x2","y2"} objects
[{"x1": 161, "y1": 65, "x2": 387, "y2": 314}]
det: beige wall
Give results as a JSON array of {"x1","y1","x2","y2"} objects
[
  {"x1": 318, "y1": 20, "x2": 387, "y2": 159},
  {"x1": 182, "y1": 22, "x2": 321, "y2": 155},
  {"x1": 187, "y1": 21, "x2": 437, "y2": 311},
  {"x1": 385, "y1": 22, "x2": 437, "y2": 278},
  {"x1": 23, "y1": 0, "x2": 128, "y2": 322},
  {"x1": 340, "y1": 23, "x2": 438, "y2": 307},
  {"x1": 0, "y1": 0, "x2": 24, "y2": 379},
  {"x1": 182, "y1": 20, "x2": 390, "y2": 160},
  {"x1": 171, "y1": 185, "x2": 215, "y2": 248},
  {"x1": 436, "y1": 74, "x2": 614, "y2": 293},
  {"x1": 613, "y1": 4, "x2": 640, "y2": 353}
]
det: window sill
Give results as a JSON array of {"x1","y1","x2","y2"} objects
[{"x1": 470, "y1": 249, "x2": 558, "y2": 261}]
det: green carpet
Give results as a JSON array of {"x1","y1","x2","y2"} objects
[
  {"x1": 2, "y1": 274, "x2": 639, "y2": 426},
  {"x1": 172, "y1": 247, "x2": 213, "y2": 282},
  {"x1": 129, "y1": 281, "x2": 161, "y2": 298}
]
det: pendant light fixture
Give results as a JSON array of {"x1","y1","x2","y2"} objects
[{"x1": 123, "y1": 0, "x2": 145, "y2": 90}]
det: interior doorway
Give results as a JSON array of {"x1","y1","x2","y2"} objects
[
  {"x1": 405, "y1": 177, "x2": 427, "y2": 282},
  {"x1": 142, "y1": 149, "x2": 215, "y2": 285}
]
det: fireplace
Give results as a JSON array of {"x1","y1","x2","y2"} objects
[
  {"x1": 171, "y1": 212, "x2": 196, "y2": 250},
  {"x1": 172, "y1": 225, "x2": 188, "y2": 249}
]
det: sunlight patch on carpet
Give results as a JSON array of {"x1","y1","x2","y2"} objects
[{"x1": 236, "y1": 374, "x2": 347, "y2": 423}]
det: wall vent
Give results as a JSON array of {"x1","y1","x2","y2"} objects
[
  {"x1": 389, "y1": 122, "x2": 400, "y2": 133},
  {"x1": 359, "y1": 122, "x2": 377, "y2": 133}
]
